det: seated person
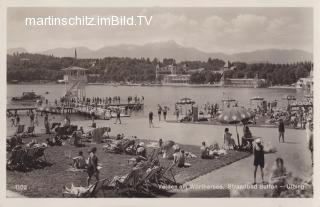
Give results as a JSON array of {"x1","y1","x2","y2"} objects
[
  {"x1": 200, "y1": 141, "x2": 210, "y2": 159},
  {"x1": 136, "y1": 142, "x2": 146, "y2": 158},
  {"x1": 26, "y1": 139, "x2": 38, "y2": 148},
  {"x1": 243, "y1": 125, "x2": 252, "y2": 138},
  {"x1": 73, "y1": 151, "x2": 87, "y2": 169},
  {"x1": 158, "y1": 138, "x2": 163, "y2": 148},
  {"x1": 73, "y1": 131, "x2": 84, "y2": 147},
  {"x1": 46, "y1": 136, "x2": 62, "y2": 146},
  {"x1": 161, "y1": 140, "x2": 175, "y2": 158},
  {"x1": 79, "y1": 126, "x2": 84, "y2": 134},
  {"x1": 269, "y1": 157, "x2": 288, "y2": 197},
  {"x1": 173, "y1": 149, "x2": 190, "y2": 168},
  {"x1": 223, "y1": 128, "x2": 235, "y2": 149}
]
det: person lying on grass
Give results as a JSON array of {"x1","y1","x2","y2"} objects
[{"x1": 200, "y1": 141, "x2": 224, "y2": 159}]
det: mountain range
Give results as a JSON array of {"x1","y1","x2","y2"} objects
[{"x1": 8, "y1": 41, "x2": 313, "y2": 63}]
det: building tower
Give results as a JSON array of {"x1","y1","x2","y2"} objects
[
  {"x1": 155, "y1": 64, "x2": 160, "y2": 80},
  {"x1": 62, "y1": 49, "x2": 88, "y2": 100},
  {"x1": 62, "y1": 66, "x2": 88, "y2": 100}
]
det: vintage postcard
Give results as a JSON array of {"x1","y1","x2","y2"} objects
[{"x1": 1, "y1": 0, "x2": 319, "y2": 206}]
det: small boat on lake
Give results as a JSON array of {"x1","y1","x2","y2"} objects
[{"x1": 11, "y1": 92, "x2": 44, "y2": 102}]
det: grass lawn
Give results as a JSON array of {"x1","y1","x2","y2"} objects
[{"x1": 7, "y1": 134, "x2": 250, "y2": 197}]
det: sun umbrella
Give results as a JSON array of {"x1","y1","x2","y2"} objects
[
  {"x1": 176, "y1": 98, "x2": 196, "y2": 115},
  {"x1": 217, "y1": 106, "x2": 255, "y2": 146},
  {"x1": 250, "y1": 96, "x2": 264, "y2": 101},
  {"x1": 176, "y1": 98, "x2": 195, "y2": 105}
]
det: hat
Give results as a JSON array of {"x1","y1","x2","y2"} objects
[
  {"x1": 255, "y1": 138, "x2": 261, "y2": 144},
  {"x1": 139, "y1": 142, "x2": 145, "y2": 147},
  {"x1": 89, "y1": 147, "x2": 97, "y2": 153}
]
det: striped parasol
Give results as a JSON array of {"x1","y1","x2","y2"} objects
[
  {"x1": 217, "y1": 107, "x2": 255, "y2": 146},
  {"x1": 176, "y1": 97, "x2": 195, "y2": 105},
  {"x1": 218, "y1": 107, "x2": 254, "y2": 124}
]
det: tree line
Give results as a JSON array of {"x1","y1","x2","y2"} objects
[{"x1": 7, "y1": 52, "x2": 312, "y2": 85}]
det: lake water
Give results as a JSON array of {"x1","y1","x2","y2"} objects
[{"x1": 7, "y1": 84, "x2": 307, "y2": 115}]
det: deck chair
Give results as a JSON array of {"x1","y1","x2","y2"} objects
[
  {"x1": 7, "y1": 148, "x2": 24, "y2": 166},
  {"x1": 62, "y1": 178, "x2": 109, "y2": 198},
  {"x1": 158, "y1": 163, "x2": 179, "y2": 185},
  {"x1": 15, "y1": 125, "x2": 25, "y2": 137},
  {"x1": 111, "y1": 168, "x2": 142, "y2": 196},
  {"x1": 133, "y1": 166, "x2": 163, "y2": 195}
]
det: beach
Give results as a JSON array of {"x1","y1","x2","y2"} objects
[{"x1": 6, "y1": 113, "x2": 312, "y2": 197}]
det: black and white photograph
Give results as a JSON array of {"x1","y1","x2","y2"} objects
[{"x1": 4, "y1": 2, "x2": 316, "y2": 202}]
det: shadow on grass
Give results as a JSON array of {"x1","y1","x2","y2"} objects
[{"x1": 7, "y1": 161, "x2": 53, "y2": 172}]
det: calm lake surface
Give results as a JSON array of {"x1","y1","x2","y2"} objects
[{"x1": 7, "y1": 84, "x2": 307, "y2": 115}]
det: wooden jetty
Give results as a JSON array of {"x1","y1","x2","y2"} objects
[
  {"x1": 7, "y1": 102, "x2": 144, "y2": 115},
  {"x1": 7, "y1": 107, "x2": 37, "y2": 113}
]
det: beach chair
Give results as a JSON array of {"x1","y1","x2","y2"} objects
[
  {"x1": 23, "y1": 146, "x2": 46, "y2": 167},
  {"x1": 62, "y1": 178, "x2": 109, "y2": 198},
  {"x1": 112, "y1": 169, "x2": 142, "y2": 196},
  {"x1": 158, "y1": 163, "x2": 179, "y2": 186},
  {"x1": 7, "y1": 148, "x2": 25, "y2": 168},
  {"x1": 133, "y1": 167, "x2": 163, "y2": 196}
]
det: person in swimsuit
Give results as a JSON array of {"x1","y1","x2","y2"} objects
[{"x1": 253, "y1": 138, "x2": 266, "y2": 185}]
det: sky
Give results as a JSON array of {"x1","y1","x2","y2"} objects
[{"x1": 7, "y1": 7, "x2": 313, "y2": 54}]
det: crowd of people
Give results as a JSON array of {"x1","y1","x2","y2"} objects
[{"x1": 56, "y1": 95, "x2": 144, "y2": 107}]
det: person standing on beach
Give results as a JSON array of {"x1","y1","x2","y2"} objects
[
  {"x1": 149, "y1": 111, "x2": 154, "y2": 128},
  {"x1": 163, "y1": 106, "x2": 168, "y2": 121},
  {"x1": 87, "y1": 147, "x2": 99, "y2": 186},
  {"x1": 157, "y1": 105, "x2": 162, "y2": 121},
  {"x1": 306, "y1": 119, "x2": 313, "y2": 166},
  {"x1": 29, "y1": 110, "x2": 35, "y2": 127},
  {"x1": 175, "y1": 107, "x2": 180, "y2": 121},
  {"x1": 10, "y1": 114, "x2": 15, "y2": 127},
  {"x1": 114, "y1": 107, "x2": 121, "y2": 124},
  {"x1": 15, "y1": 114, "x2": 20, "y2": 126},
  {"x1": 278, "y1": 119, "x2": 285, "y2": 143},
  {"x1": 34, "y1": 112, "x2": 39, "y2": 126},
  {"x1": 253, "y1": 139, "x2": 265, "y2": 185},
  {"x1": 44, "y1": 113, "x2": 50, "y2": 134}
]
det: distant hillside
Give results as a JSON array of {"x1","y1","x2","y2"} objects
[
  {"x1": 8, "y1": 41, "x2": 313, "y2": 63},
  {"x1": 7, "y1": 47, "x2": 28, "y2": 55}
]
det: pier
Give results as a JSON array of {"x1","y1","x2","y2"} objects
[{"x1": 7, "y1": 102, "x2": 144, "y2": 116}]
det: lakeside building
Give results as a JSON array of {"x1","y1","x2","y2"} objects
[
  {"x1": 156, "y1": 64, "x2": 191, "y2": 84},
  {"x1": 221, "y1": 74, "x2": 267, "y2": 88},
  {"x1": 219, "y1": 60, "x2": 267, "y2": 88},
  {"x1": 296, "y1": 67, "x2": 313, "y2": 91},
  {"x1": 156, "y1": 61, "x2": 267, "y2": 87}
]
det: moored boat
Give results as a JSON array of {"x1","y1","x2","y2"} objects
[{"x1": 11, "y1": 92, "x2": 44, "y2": 102}]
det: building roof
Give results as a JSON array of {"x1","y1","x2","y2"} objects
[{"x1": 61, "y1": 66, "x2": 88, "y2": 71}]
